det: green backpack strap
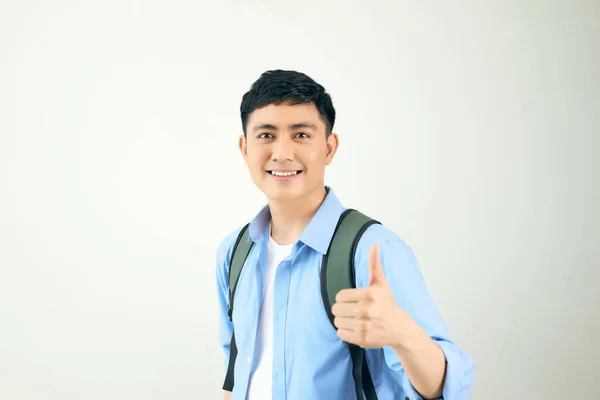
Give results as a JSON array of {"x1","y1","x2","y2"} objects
[
  {"x1": 321, "y1": 209, "x2": 381, "y2": 400},
  {"x1": 227, "y1": 223, "x2": 254, "y2": 321},
  {"x1": 222, "y1": 223, "x2": 255, "y2": 392}
]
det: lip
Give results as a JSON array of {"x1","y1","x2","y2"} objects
[{"x1": 268, "y1": 169, "x2": 302, "y2": 173}]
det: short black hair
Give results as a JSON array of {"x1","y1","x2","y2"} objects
[{"x1": 240, "y1": 69, "x2": 336, "y2": 136}]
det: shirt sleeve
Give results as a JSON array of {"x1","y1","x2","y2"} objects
[
  {"x1": 215, "y1": 229, "x2": 241, "y2": 378},
  {"x1": 354, "y1": 231, "x2": 475, "y2": 400}
]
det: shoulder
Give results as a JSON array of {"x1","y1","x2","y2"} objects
[
  {"x1": 357, "y1": 222, "x2": 416, "y2": 258},
  {"x1": 352, "y1": 211, "x2": 410, "y2": 247},
  {"x1": 352, "y1": 217, "x2": 420, "y2": 286},
  {"x1": 360, "y1": 220, "x2": 402, "y2": 243}
]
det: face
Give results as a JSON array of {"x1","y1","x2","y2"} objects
[{"x1": 239, "y1": 103, "x2": 339, "y2": 203}]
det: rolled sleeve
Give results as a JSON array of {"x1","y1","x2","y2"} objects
[{"x1": 398, "y1": 339, "x2": 475, "y2": 400}]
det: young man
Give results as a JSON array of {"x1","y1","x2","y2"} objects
[{"x1": 216, "y1": 70, "x2": 475, "y2": 400}]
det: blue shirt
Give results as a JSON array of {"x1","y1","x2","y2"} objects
[{"x1": 216, "y1": 188, "x2": 475, "y2": 399}]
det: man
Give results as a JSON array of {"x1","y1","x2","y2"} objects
[{"x1": 216, "y1": 70, "x2": 475, "y2": 399}]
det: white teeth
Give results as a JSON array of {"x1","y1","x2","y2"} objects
[{"x1": 271, "y1": 171, "x2": 298, "y2": 177}]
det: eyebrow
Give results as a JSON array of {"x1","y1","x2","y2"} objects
[{"x1": 252, "y1": 122, "x2": 318, "y2": 132}]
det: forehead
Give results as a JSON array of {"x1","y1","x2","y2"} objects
[{"x1": 247, "y1": 103, "x2": 326, "y2": 130}]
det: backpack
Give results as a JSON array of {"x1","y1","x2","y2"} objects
[{"x1": 222, "y1": 209, "x2": 382, "y2": 400}]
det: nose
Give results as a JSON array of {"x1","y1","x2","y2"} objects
[{"x1": 271, "y1": 136, "x2": 295, "y2": 162}]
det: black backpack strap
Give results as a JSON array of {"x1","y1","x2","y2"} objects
[
  {"x1": 222, "y1": 223, "x2": 254, "y2": 392},
  {"x1": 320, "y1": 209, "x2": 380, "y2": 400}
]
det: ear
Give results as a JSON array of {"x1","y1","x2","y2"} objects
[
  {"x1": 239, "y1": 135, "x2": 248, "y2": 164},
  {"x1": 325, "y1": 132, "x2": 339, "y2": 165}
]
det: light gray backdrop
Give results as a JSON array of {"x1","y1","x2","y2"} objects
[{"x1": 1, "y1": 1, "x2": 598, "y2": 399}]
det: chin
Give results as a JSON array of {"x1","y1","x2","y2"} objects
[{"x1": 262, "y1": 185, "x2": 305, "y2": 202}]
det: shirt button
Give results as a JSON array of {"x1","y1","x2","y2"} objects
[{"x1": 247, "y1": 357, "x2": 251, "y2": 364}]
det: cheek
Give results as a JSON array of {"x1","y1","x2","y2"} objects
[
  {"x1": 303, "y1": 149, "x2": 327, "y2": 169},
  {"x1": 254, "y1": 161, "x2": 272, "y2": 180},
  {"x1": 246, "y1": 150, "x2": 267, "y2": 171},
  {"x1": 252, "y1": 160, "x2": 265, "y2": 175}
]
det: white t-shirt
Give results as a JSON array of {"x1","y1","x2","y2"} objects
[{"x1": 246, "y1": 235, "x2": 293, "y2": 400}]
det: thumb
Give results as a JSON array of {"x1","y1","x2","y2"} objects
[{"x1": 368, "y1": 243, "x2": 386, "y2": 286}]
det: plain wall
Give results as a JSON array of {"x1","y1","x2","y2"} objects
[{"x1": 1, "y1": 1, "x2": 598, "y2": 399}]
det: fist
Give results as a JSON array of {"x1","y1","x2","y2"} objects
[{"x1": 331, "y1": 243, "x2": 412, "y2": 348}]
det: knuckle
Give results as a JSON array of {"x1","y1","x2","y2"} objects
[
  {"x1": 370, "y1": 290, "x2": 378, "y2": 302},
  {"x1": 360, "y1": 307, "x2": 369, "y2": 318},
  {"x1": 361, "y1": 329, "x2": 369, "y2": 343},
  {"x1": 361, "y1": 320, "x2": 370, "y2": 331},
  {"x1": 362, "y1": 332, "x2": 369, "y2": 344},
  {"x1": 366, "y1": 304, "x2": 377, "y2": 318}
]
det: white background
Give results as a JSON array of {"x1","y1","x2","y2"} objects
[{"x1": 1, "y1": 1, "x2": 599, "y2": 399}]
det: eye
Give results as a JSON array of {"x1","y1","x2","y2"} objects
[
  {"x1": 296, "y1": 132, "x2": 310, "y2": 139},
  {"x1": 258, "y1": 132, "x2": 274, "y2": 139}
]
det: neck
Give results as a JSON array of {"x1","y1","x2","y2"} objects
[{"x1": 268, "y1": 187, "x2": 327, "y2": 245}]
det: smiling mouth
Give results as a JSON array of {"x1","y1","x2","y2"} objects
[{"x1": 267, "y1": 170, "x2": 303, "y2": 177}]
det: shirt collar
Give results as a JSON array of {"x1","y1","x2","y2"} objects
[{"x1": 248, "y1": 187, "x2": 345, "y2": 255}]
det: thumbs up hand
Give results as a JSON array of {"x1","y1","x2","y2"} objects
[{"x1": 331, "y1": 243, "x2": 416, "y2": 349}]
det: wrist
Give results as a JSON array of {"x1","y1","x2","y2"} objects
[{"x1": 388, "y1": 307, "x2": 423, "y2": 352}]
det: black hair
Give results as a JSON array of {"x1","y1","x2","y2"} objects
[{"x1": 240, "y1": 69, "x2": 336, "y2": 136}]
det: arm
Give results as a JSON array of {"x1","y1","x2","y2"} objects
[
  {"x1": 389, "y1": 315, "x2": 447, "y2": 398},
  {"x1": 338, "y1": 233, "x2": 474, "y2": 399},
  {"x1": 216, "y1": 230, "x2": 240, "y2": 396},
  {"x1": 375, "y1": 239, "x2": 474, "y2": 399}
]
